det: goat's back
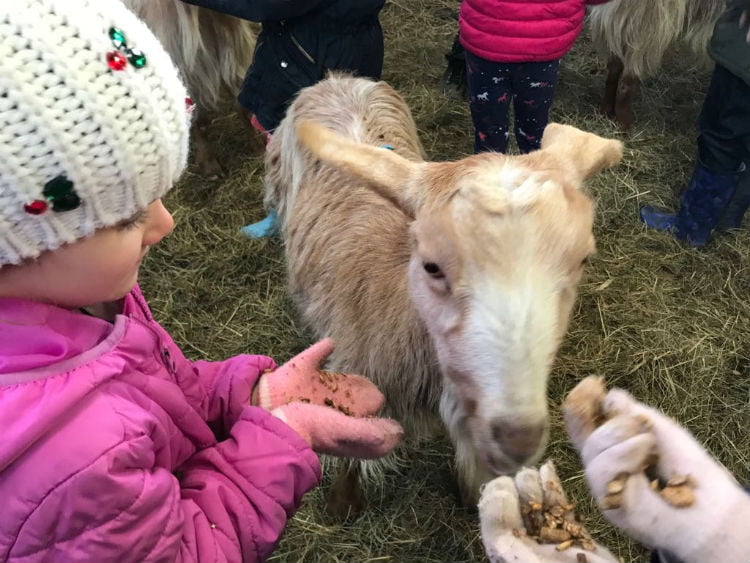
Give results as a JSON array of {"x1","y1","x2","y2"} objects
[
  {"x1": 265, "y1": 76, "x2": 440, "y2": 430},
  {"x1": 588, "y1": 0, "x2": 723, "y2": 77},
  {"x1": 124, "y1": 0, "x2": 256, "y2": 110}
]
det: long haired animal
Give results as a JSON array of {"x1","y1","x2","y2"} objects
[
  {"x1": 265, "y1": 75, "x2": 623, "y2": 513},
  {"x1": 124, "y1": 0, "x2": 257, "y2": 176},
  {"x1": 589, "y1": 0, "x2": 723, "y2": 130}
]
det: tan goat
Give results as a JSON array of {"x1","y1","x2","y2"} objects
[
  {"x1": 123, "y1": 0, "x2": 258, "y2": 176},
  {"x1": 589, "y1": 0, "x2": 723, "y2": 130},
  {"x1": 264, "y1": 75, "x2": 623, "y2": 511}
]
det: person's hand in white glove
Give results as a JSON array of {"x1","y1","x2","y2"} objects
[
  {"x1": 478, "y1": 460, "x2": 619, "y2": 563},
  {"x1": 563, "y1": 376, "x2": 750, "y2": 563}
]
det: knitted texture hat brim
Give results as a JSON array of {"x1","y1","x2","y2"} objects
[{"x1": 0, "y1": 0, "x2": 190, "y2": 266}]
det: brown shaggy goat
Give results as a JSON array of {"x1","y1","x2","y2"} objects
[{"x1": 589, "y1": 0, "x2": 723, "y2": 130}]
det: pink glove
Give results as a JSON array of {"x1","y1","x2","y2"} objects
[
  {"x1": 271, "y1": 402, "x2": 403, "y2": 459},
  {"x1": 479, "y1": 461, "x2": 618, "y2": 563},
  {"x1": 564, "y1": 378, "x2": 750, "y2": 563},
  {"x1": 254, "y1": 338, "x2": 384, "y2": 416},
  {"x1": 255, "y1": 338, "x2": 404, "y2": 459}
]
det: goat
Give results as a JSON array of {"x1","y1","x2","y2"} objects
[
  {"x1": 123, "y1": 0, "x2": 258, "y2": 176},
  {"x1": 264, "y1": 74, "x2": 623, "y2": 513},
  {"x1": 589, "y1": 0, "x2": 723, "y2": 130}
]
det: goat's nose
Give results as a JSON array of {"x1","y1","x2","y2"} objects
[{"x1": 491, "y1": 417, "x2": 546, "y2": 464}]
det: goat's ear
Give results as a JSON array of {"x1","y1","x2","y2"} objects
[
  {"x1": 296, "y1": 120, "x2": 421, "y2": 215},
  {"x1": 540, "y1": 123, "x2": 623, "y2": 183}
]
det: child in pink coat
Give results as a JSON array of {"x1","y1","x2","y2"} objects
[
  {"x1": 459, "y1": 0, "x2": 611, "y2": 154},
  {"x1": 0, "y1": 1, "x2": 402, "y2": 562}
]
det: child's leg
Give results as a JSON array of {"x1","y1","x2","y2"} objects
[
  {"x1": 641, "y1": 64, "x2": 750, "y2": 243},
  {"x1": 465, "y1": 50, "x2": 513, "y2": 153},
  {"x1": 442, "y1": 33, "x2": 468, "y2": 99},
  {"x1": 241, "y1": 113, "x2": 277, "y2": 238},
  {"x1": 512, "y1": 60, "x2": 561, "y2": 153},
  {"x1": 698, "y1": 64, "x2": 750, "y2": 230},
  {"x1": 697, "y1": 64, "x2": 749, "y2": 175}
]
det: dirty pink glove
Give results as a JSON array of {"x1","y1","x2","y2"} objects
[
  {"x1": 564, "y1": 380, "x2": 750, "y2": 563},
  {"x1": 255, "y1": 338, "x2": 404, "y2": 459},
  {"x1": 271, "y1": 402, "x2": 403, "y2": 459},
  {"x1": 479, "y1": 460, "x2": 618, "y2": 563},
  {"x1": 254, "y1": 338, "x2": 384, "y2": 416}
]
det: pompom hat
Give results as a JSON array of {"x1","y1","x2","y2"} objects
[{"x1": 0, "y1": 0, "x2": 190, "y2": 266}]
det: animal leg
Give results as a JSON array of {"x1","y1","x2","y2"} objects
[
  {"x1": 614, "y1": 73, "x2": 640, "y2": 132},
  {"x1": 601, "y1": 55, "x2": 624, "y2": 118},
  {"x1": 191, "y1": 109, "x2": 225, "y2": 179},
  {"x1": 236, "y1": 105, "x2": 268, "y2": 156},
  {"x1": 325, "y1": 461, "x2": 365, "y2": 519}
]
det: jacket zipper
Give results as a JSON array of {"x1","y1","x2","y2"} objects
[{"x1": 289, "y1": 31, "x2": 316, "y2": 64}]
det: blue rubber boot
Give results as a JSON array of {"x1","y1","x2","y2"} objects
[
  {"x1": 717, "y1": 167, "x2": 750, "y2": 231},
  {"x1": 639, "y1": 206, "x2": 675, "y2": 232},
  {"x1": 241, "y1": 209, "x2": 278, "y2": 239},
  {"x1": 640, "y1": 163, "x2": 739, "y2": 247}
]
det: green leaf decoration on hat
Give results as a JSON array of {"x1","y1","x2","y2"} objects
[{"x1": 43, "y1": 175, "x2": 81, "y2": 212}]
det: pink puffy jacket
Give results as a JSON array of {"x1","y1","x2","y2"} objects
[
  {"x1": 0, "y1": 287, "x2": 321, "y2": 563},
  {"x1": 459, "y1": 0, "x2": 611, "y2": 62}
]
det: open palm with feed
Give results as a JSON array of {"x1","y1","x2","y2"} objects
[
  {"x1": 563, "y1": 376, "x2": 750, "y2": 563},
  {"x1": 256, "y1": 338, "x2": 404, "y2": 459},
  {"x1": 479, "y1": 460, "x2": 618, "y2": 563}
]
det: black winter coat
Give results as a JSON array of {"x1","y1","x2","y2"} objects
[
  {"x1": 181, "y1": 0, "x2": 386, "y2": 129},
  {"x1": 709, "y1": 0, "x2": 750, "y2": 87}
]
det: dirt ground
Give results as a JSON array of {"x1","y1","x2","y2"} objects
[{"x1": 139, "y1": 1, "x2": 750, "y2": 561}]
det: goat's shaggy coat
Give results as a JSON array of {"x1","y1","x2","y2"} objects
[
  {"x1": 123, "y1": 0, "x2": 255, "y2": 111},
  {"x1": 265, "y1": 75, "x2": 623, "y2": 506},
  {"x1": 589, "y1": 0, "x2": 723, "y2": 129},
  {"x1": 122, "y1": 0, "x2": 258, "y2": 175}
]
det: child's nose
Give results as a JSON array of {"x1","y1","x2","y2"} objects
[{"x1": 143, "y1": 199, "x2": 174, "y2": 246}]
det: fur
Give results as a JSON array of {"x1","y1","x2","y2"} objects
[
  {"x1": 588, "y1": 0, "x2": 723, "y2": 129},
  {"x1": 123, "y1": 0, "x2": 256, "y2": 111},
  {"x1": 588, "y1": 0, "x2": 722, "y2": 78},
  {"x1": 265, "y1": 74, "x2": 623, "y2": 502}
]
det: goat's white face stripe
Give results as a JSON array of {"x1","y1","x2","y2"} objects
[{"x1": 463, "y1": 273, "x2": 557, "y2": 417}]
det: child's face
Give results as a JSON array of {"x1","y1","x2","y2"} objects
[{"x1": 0, "y1": 199, "x2": 174, "y2": 308}]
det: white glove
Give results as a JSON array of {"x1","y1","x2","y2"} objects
[
  {"x1": 565, "y1": 385, "x2": 750, "y2": 563},
  {"x1": 478, "y1": 460, "x2": 619, "y2": 563}
]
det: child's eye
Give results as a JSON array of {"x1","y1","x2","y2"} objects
[{"x1": 116, "y1": 210, "x2": 148, "y2": 231}]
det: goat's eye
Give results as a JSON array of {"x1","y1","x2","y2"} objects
[{"x1": 423, "y1": 262, "x2": 444, "y2": 278}]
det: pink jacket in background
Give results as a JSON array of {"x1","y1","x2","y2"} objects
[
  {"x1": 459, "y1": 0, "x2": 611, "y2": 62},
  {"x1": 0, "y1": 287, "x2": 321, "y2": 563}
]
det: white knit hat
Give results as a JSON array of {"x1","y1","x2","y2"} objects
[{"x1": 0, "y1": 0, "x2": 190, "y2": 266}]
